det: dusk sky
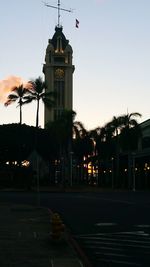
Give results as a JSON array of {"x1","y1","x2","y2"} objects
[{"x1": 0, "y1": 0, "x2": 150, "y2": 129}]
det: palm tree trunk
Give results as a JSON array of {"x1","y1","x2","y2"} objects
[
  {"x1": 20, "y1": 103, "x2": 22, "y2": 124},
  {"x1": 36, "y1": 99, "x2": 40, "y2": 128}
]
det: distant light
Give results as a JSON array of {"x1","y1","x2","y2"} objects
[{"x1": 22, "y1": 160, "x2": 30, "y2": 167}]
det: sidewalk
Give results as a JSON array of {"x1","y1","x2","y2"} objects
[{"x1": 0, "y1": 203, "x2": 85, "y2": 267}]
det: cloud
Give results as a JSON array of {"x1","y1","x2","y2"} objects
[{"x1": 0, "y1": 76, "x2": 30, "y2": 103}]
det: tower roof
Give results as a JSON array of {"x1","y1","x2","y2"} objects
[{"x1": 50, "y1": 26, "x2": 69, "y2": 50}]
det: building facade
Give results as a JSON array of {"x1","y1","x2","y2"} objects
[{"x1": 43, "y1": 26, "x2": 74, "y2": 126}]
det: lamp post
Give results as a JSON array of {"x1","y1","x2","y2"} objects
[
  {"x1": 132, "y1": 153, "x2": 136, "y2": 192},
  {"x1": 36, "y1": 151, "x2": 40, "y2": 206},
  {"x1": 70, "y1": 151, "x2": 73, "y2": 187},
  {"x1": 111, "y1": 157, "x2": 114, "y2": 190}
]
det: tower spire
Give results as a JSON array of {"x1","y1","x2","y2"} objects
[{"x1": 44, "y1": 0, "x2": 72, "y2": 27}]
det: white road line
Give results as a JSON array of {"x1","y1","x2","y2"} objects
[
  {"x1": 110, "y1": 232, "x2": 150, "y2": 239},
  {"x1": 116, "y1": 230, "x2": 149, "y2": 236},
  {"x1": 95, "y1": 222, "x2": 117, "y2": 226},
  {"x1": 98, "y1": 258, "x2": 141, "y2": 266},
  {"x1": 80, "y1": 236, "x2": 150, "y2": 244},
  {"x1": 95, "y1": 251, "x2": 130, "y2": 257},
  {"x1": 136, "y1": 225, "x2": 150, "y2": 228},
  {"x1": 84, "y1": 240, "x2": 150, "y2": 249},
  {"x1": 86, "y1": 245, "x2": 123, "y2": 251},
  {"x1": 81, "y1": 236, "x2": 150, "y2": 244},
  {"x1": 78, "y1": 232, "x2": 150, "y2": 239}
]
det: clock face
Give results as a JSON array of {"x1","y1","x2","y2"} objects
[{"x1": 55, "y1": 68, "x2": 64, "y2": 79}]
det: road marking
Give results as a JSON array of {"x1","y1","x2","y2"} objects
[
  {"x1": 136, "y1": 224, "x2": 150, "y2": 228},
  {"x1": 86, "y1": 245, "x2": 123, "y2": 251},
  {"x1": 83, "y1": 236, "x2": 150, "y2": 244},
  {"x1": 95, "y1": 222, "x2": 117, "y2": 226},
  {"x1": 77, "y1": 232, "x2": 150, "y2": 238},
  {"x1": 117, "y1": 231, "x2": 149, "y2": 236},
  {"x1": 98, "y1": 258, "x2": 141, "y2": 266},
  {"x1": 84, "y1": 239, "x2": 150, "y2": 249},
  {"x1": 95, "y1": 251, "x2": 130, "y2": 257}
]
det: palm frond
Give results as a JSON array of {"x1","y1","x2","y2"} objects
[
  {"x1": 4, "y1": 99, "x2": 16, "y2": 106},
  {"x1": 22, "y1": 98, "x2": 33, "y2": 104},
  {"x1": 7, "y1": 94, "x2": 18, "y2": 100},
  {"x1": 43, "y1": 98, "x2": 55, "y2": 108}
]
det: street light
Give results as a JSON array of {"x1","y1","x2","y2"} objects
[
  {"x1": 132, "y1": 153, "x2": 136, "y2": 192},
  {"x1": 70, "y1": 151, "x2": 73, "y2": 187},
  {"x1": 36, "y1": 152, "x2": 40, "y2": 206},
  {"x1": 111, "y1": 157, "x2": 114, "y2": 190}
]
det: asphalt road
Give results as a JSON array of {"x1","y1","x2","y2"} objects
[{"x1": 1, "y1": 191, "x2": 150, "y2": 266}]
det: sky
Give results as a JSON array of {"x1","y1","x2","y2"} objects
[{"x1": 0, "y1": 0, "x2": 150, "y2": 130}]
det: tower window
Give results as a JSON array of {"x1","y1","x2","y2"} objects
[
  {"x1": 56, "y1": 37, "x2": 63, "y2": 52},
  {"x1": 54, "y1": 57, "x2": 65, "y2": 63},
  {"x1": 54, "y1": 81, "x2": 65, "y2": 108},
  {"x1": 49, "y1": 51, "x2": 51, "y2": 63}
]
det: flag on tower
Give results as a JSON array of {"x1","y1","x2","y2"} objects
[{"x1": 76, "y1": 19, "x2": 79, "y2": 28}]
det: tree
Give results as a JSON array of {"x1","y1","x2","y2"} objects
[
  {"x1": 46, "y1": 110, "x2": 76, "y2": 185},
  {"x1": 24, "y1": 76, "x2": 55, "y2": 128},
  {"x1": 105, "y1": 116, "x2": 123, "y2": 188},
  {"x1": 4, "y1": 84, "x2": 31, "y2": 124},
  {"x1": 88, "y1": 126, "x2": 114, "y2": 187},
  {"x1": 73, "y1": 123, "x2": 94, "y2": 184},
  {"x1": 46, "y1": 110, "x2": 92, "y2": 185},
  {"x1": 119, "y1": 112, "x2": 142, "y2": 189}
]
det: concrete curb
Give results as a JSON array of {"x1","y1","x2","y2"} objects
[
  {"x1": 67, "y1": 231, "x2": 94, "y2": 267},
  {"x1": 47, "y1": 207, "x2": 93, "y2": 267}
]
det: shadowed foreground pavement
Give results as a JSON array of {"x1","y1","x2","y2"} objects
[{"x1": 0, "y1": 204, "x2": 84, "y2": 267}]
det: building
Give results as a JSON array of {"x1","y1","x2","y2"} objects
[
  {"x1": 43, "y1": 26, "x2": 74, "y2": 126},
  {"x1": 139, "y1": 119, "x2": 150, "y2": 151}
]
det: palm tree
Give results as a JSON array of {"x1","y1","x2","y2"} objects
[
  {"x1": 46, "y1": 110, "x2": 92, "y2": 185},
  {"x1": 105, "y1": 116, "x2": 123, "y2": 188},
  {"x1": 73, "y1": 123, "x2": 94, "y2": 184},
  {"x1": 24, "y1": 76, "x2": 55, "y2": 128},
  {"x1": 119, "y1": 112, "x2": 142, "y2": 189},
  {"x1": 89, "y1": 126, "x2": 113, "y2": 187},
  {"x1": 4, "y1": 84, "x2": 31, "y2": 124}
]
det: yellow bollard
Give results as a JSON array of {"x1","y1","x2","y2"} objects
[{"x1": 51, "y1": 213, "x2": 65, "y2": 240}]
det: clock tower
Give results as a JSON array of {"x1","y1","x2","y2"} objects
[{"x1": 43, "y1": 26, "x2": 74, "y2": 126}]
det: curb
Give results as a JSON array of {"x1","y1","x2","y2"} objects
[
  {"x1": 67, "y1": 232, "x2": 94, "y2": 267},
  {"x1": 47, "y1": 208, "x2": 93, "y2": 267}
]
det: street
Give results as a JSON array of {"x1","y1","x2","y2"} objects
[{"x1": 0, "y1": 191, "x2": 150, "y2": 266}]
